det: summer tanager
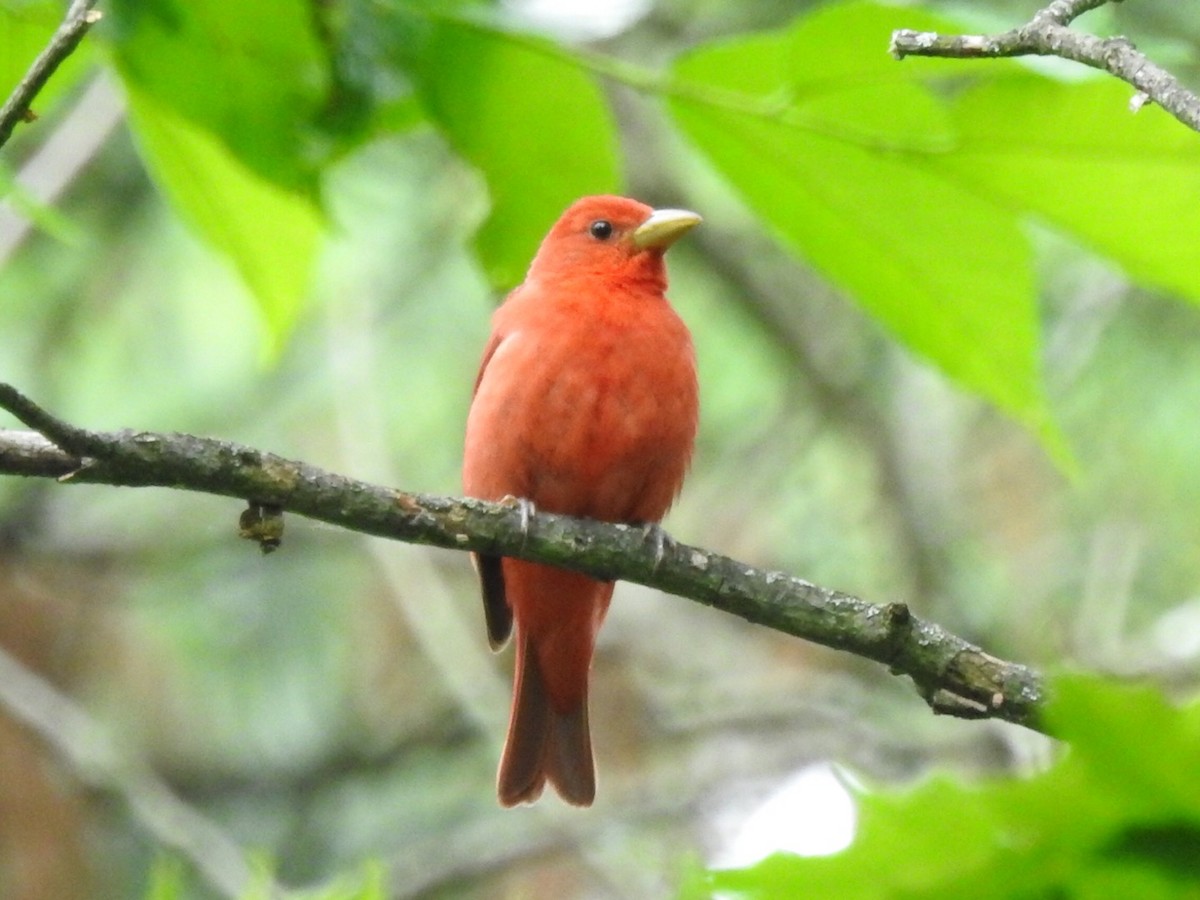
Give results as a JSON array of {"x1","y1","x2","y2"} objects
[{"x1": 463, "y1": 195, "x2": 700, "y2": 806}]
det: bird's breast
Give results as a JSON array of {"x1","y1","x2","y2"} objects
[{"x1": 464, "y1": 294, "x2": 698, "y2": 524}]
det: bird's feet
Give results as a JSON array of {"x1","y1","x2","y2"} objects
[
  {"x1": 500, "y1": 495, "x2": 537, "y2": 548},
  {"x1": 639, "y1": 521, "x2": 675, "y2": 573}
]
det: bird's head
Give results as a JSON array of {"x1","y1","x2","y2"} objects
[{"x1": 525, "y1": 195, "x2": 701, "y2": 290}]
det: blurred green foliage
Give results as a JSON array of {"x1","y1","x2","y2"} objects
[
  {"x1": 670, "y1": 3, "x2": 1049, "y2": 450},
  {"x1": 105, "y1": 0, "x2": 331, "y2": 193},
  {"x1": 146, "y1": 857, "x2": 387, "y2": 900},
  {"x1": 121, "y1": 86, "x2": 324, "y2": 350},
  {"x1": 13, "y1": 0, "x2": 1194, "y2": 450},
  {"x1": 412, "y1": 17, "x2": 621, "y2": 287},
  {"x1": 4, "y1": 0, "x2": 1200, "y2": 897},
  {"x1": 698, "y1": 674, "x2": 1200, "y2": 899}
]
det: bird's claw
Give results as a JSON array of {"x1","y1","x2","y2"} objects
[
  {"x1": 500, "y1": 495, "x2": 537, "y2": 548},
  {"x1": 640, "y1": 522, "x2": 674, "y2": 573}
]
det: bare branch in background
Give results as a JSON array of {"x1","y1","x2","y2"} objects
[
  {"x1": 0, "y1": 646, "x2": 287, "y2": 900},
  {"x1": 0, "y1": 75, "x2": 126, "y2": 265},
  {"x1": 0, "y1": 383, "x2": 1048, "y2": 732},
  {"x1": 891, "y1": 0, "x2": 1200, "y2": 134},
  {"x1": 0, "y1": 0, "x2": 103, "y2": 148}
]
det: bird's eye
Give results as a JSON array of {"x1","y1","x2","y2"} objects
[{"x1": 589, "y1": 220, "x2": 614, "y2": 240}]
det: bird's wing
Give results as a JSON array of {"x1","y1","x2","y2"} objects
[
  {"x1": 471, "y1": 327, "x2": 507, "y2": 397},
  {"x1": 470, "y1": 328, "x2": 514, "y2": 649}
]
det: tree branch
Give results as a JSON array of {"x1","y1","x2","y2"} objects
[
  {"x1": 0, "y1": 383, "x2": 1047, "y2": 731},
  {"x1": 0, "y1": 0, "x2": 102, "y2": 149},
  {"x1": 891, "y1": 0, "x2": 1200, "y2": 134}
]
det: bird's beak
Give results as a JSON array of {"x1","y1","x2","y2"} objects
[{"x1": 632, "y1": 208, "x2": 702, "y2": 251}]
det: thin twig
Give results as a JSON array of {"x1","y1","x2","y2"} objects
[
  {"x1": 891, "y1": 0, "x2": 1200, "y2": 135},
  {"x1": 0, "y1": 0, "x2": 102, "y2": 149},
  {"x1": 0, "y1": 383, "x2": 1048, "y2": 731},
  {"x1": 0, "y1": 382, "x2": 108, "y2": 456}
]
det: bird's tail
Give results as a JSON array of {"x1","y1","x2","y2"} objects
[{"x1": 497, "y1": 631, "x2": 595, "y2": 807}]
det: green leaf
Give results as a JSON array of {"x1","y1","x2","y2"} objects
[
  {"x1": 785, "y1": 1, "x2": 979, "y2": 82},
  {"x1": 669, "y1": 3, "x2": 1056, "y2": 449},
  {"x1": 936, "y1": 75, "x2": 1200, "y2": 304},
  {"x1": 123, "y1": 85, "x2": 323, "y2": 349},
  {"x1": 787, "y1": 81, "x2": 955, "y2": 154},
  {"x1": 413, "y1": 17, "x2": 620, "y2": 289},
  {"x1": 1049, "y1": 674, "x2": 1200, "y2": 819},
  {"x1": 704, "y1": 674, "x2": 1200, "y2": 898},
  {"x1": 715, "y1": 777, "x2": 1016, "y2": 897},
  {"x1": 105, "y1": 0, "x2": 329, "y2": 193}
]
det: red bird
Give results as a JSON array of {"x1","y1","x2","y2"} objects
[{"x1": 463, "y1": 195, "x2": 700, "y2": 806}]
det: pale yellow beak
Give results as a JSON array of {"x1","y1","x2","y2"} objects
[{"x1": 632, "y1": 208, "x2": 702, "y2": 250}]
